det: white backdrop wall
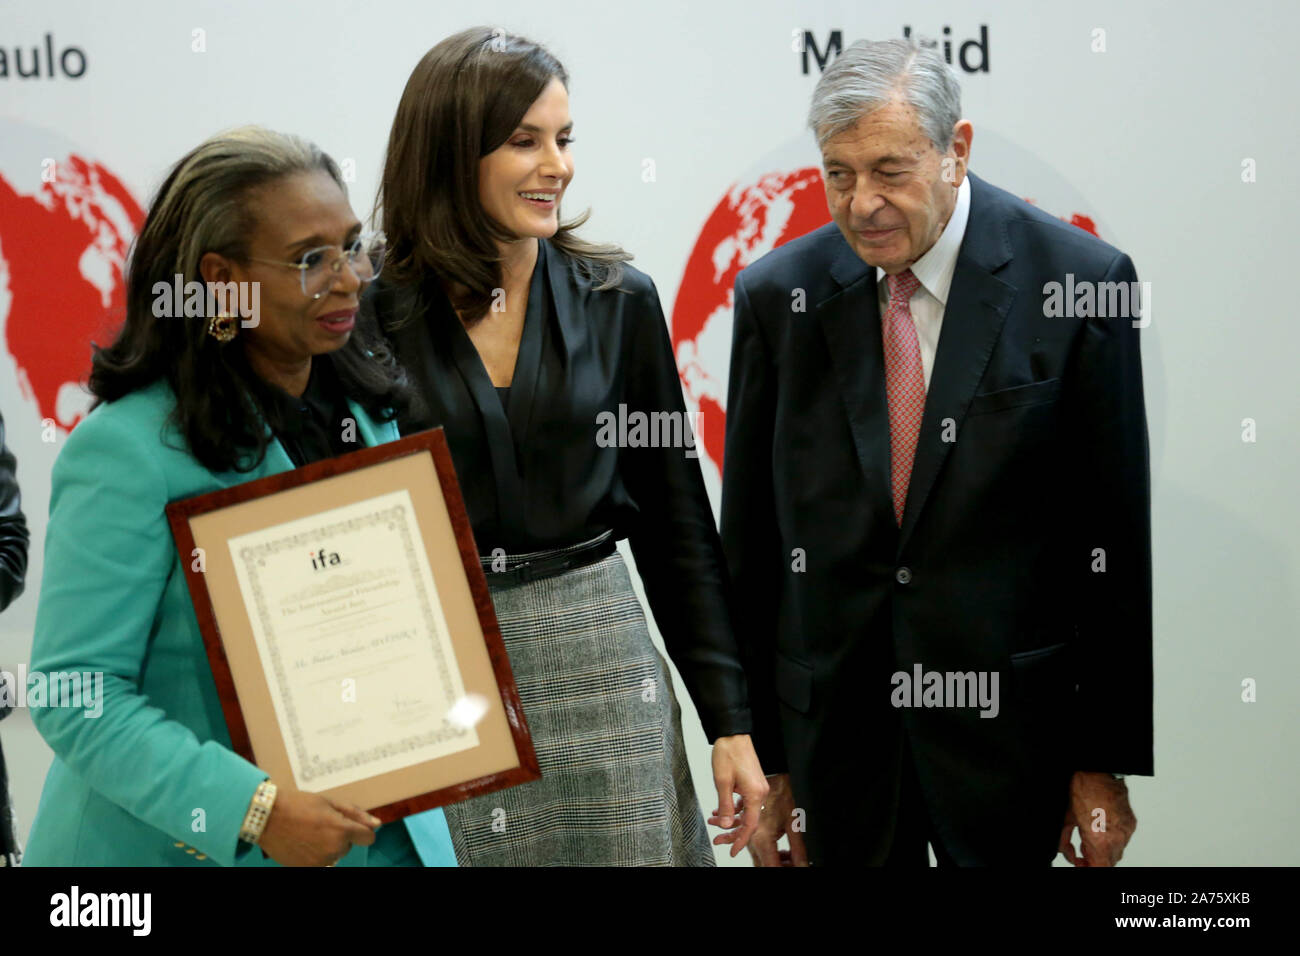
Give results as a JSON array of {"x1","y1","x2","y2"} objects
[{"x1": 0, "y1": 0, "x2": 1296, "y2": 865}]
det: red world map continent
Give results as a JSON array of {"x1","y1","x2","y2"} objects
[{"x1": 0, "y1": 154, "x2": 143, "y2": 428}]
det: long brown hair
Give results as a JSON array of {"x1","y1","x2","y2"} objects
[{"x1": 375, "y1": 26, "x2": 630, "y2": 323}]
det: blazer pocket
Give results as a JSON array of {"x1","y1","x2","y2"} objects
[
  {"x1": 967, "y1": 377, "x2": 1062, "y2": 416},
  {"x1": 773, "y1": 652, "x2": 814, "y2": 714},
  {"x1": 1008, "y1": 641, "x2": 1072, "y2": 706}
]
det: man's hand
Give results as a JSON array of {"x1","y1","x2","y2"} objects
[
  {"x1": 705, "y1": 734, "x2": 769, "y2": 857},
  {"x1": 720, "y1": 771, "x2": 809, "y2": 867},
  {"x1": 1058, "y1": 771, "x2": 1137, "y2": 866}
]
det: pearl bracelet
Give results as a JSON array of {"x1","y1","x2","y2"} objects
[{"x1": 239, "y1": 780, "x2": 278, "y2": 845}]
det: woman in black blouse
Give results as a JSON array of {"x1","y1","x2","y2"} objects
[{"x1": 367, "y1": 27, "x2": 768, "y2": 865}]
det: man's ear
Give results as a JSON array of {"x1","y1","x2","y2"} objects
[
  {"x1": 198, "y1": 251, "x2": 234, "y2": 287},
  {"x1": 949, "y1": 120, "x2": 974, "y2": 184}
]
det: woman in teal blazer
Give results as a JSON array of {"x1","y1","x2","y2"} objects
[{"x1": 22, "y1": 127, "x2": 455, "y2": 867}]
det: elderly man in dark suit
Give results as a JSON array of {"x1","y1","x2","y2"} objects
[{"x1": 719, "y1": 38, "x2": 1151, "y2": 866}]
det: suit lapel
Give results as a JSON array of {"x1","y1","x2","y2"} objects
[
  {"x1": 897, "y1": 174, "x2": 1017, "y2": 551},
  {"x1": 817, "y1": 238, "x2": 897, "y2": 528}
]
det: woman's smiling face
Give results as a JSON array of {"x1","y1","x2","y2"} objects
[{"x1": 477, "y1": 76, "x2": 575, "y2": 242}]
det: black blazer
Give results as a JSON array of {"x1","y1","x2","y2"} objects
[{"x1": 721, "y1": 172, "x2": 1153, "y2": 865}]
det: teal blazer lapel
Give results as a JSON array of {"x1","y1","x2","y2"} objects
[{"x1": 346, "y1": 398, "x2": 399, "y2": 448}]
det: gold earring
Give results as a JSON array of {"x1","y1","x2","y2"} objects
[{"x1": 207, "y1": 312, "x2": 238, "y2": 343}]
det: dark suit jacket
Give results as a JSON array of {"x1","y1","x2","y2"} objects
[
  {"x1": 0, "y1": 406, "x2": 27, "y2": 613},
  {"x1": 721, "y1": 172, "x2": 1153, "y2": 865}
]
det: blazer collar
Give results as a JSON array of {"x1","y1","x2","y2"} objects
[
  {"x1": 828, "y1": 228, "x2": 874, "y2": 292},
  {"x1": 953, "y1": 172, "x2": 1014, "y2": 273},
  {"x1": 345, "y1": 397, "x2": 396, "y2": 449}
]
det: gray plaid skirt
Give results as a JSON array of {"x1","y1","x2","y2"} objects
[{"x1": 439, "y1": 536, "x2": 715, "y2": 866}]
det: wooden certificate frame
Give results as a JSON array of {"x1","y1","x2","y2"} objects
[{"x1": 165, "y1": 428, "x2": 539, "y2": 823}]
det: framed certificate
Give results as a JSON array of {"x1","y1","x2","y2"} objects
[{"x1": 165, "y1": 428, "x2": 540, "y2": 823}]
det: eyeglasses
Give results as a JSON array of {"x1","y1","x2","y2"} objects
[{"x1": 249, "y1": 230, "x2": 387, "y2": 300}]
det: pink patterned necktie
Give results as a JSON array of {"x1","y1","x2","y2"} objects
[{"x1": 881, "y1": 269, "x2": 924, "y2": 526}]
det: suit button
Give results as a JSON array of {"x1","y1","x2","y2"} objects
[
  {"x1": 174, "y1": 842, "x2": 186, "y2": 848},
  {"x1": 895, "y1": 567, "x2": 912, "y2": 585}
]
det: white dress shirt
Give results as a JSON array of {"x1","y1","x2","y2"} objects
[{"x1": 875, "y1": 175, "x2": 971, "y2": 392}]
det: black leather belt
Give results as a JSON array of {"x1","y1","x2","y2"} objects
[{"x1": 479, "y1": 531, "x2": 616, "y2": 588}]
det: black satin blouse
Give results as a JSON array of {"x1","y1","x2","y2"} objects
[
  {"x1": 363, "y1": 239, "x2": 753, "y2": 740},
  {"x1": 256, "y1": 354, "x2": 355, "y2": 468}
]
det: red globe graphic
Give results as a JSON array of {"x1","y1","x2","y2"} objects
[
  {"x1": 0, "y1": 123, "x2": 144, "y2": 429},
  {"x1": 670, "y1": 168, "x2": 830, "y2": 475},
  {"x1": 669, "y1": 164, "x2": 1101, "y2": 481}
]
